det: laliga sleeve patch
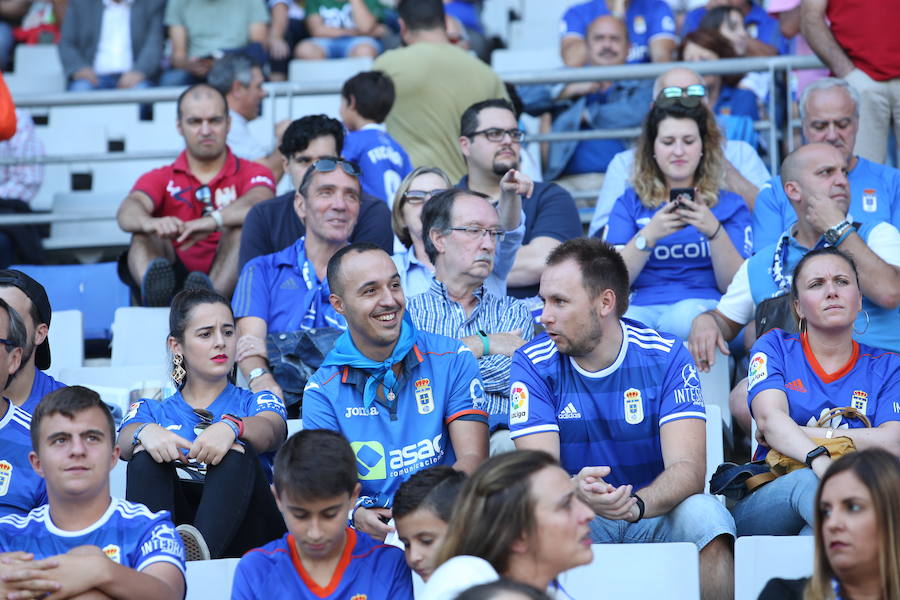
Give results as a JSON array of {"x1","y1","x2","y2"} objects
[
  {"x1": 509, "y1": 381, "x2": 529, "y2": 425},
  {"x1": 747, "y1": 352, "x2": 768, "y2": 390},
  {"x1": 124, "y1": 401, "x2": 141, "y2": 422}
]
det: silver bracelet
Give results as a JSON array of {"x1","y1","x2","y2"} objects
[{"x1": 210, "y1": 210, "x2": 224, "y2": 230}]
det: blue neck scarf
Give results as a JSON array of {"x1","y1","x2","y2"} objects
[
  {"x1": 294, "y1": 237, "x2": 347, "y2": 331},
  {"x1": 321, "y1": 312, "x2": 417, "y2": 408}
]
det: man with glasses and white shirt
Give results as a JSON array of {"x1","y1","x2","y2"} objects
[
  {"x1": 232, "y1": 157, "x2": 360, "y2": 406},
  {"x1": 407, "y1": 189, "x2": 534, "y2": 452},
  {"x1": 457, "y1": 99, "x2": 581, "y2": 300},
  {"x1": 117, "y1": 83, "x2": 275, "y2": 306}
]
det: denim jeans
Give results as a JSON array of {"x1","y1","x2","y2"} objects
[
  {"x1": 589, "y1": 493, "x2": 735, "y2": 550},
  {"x1": 305, "y1": 35, "x2": 381, "y2": 57},
  {"x1": 624, "y1": 298, "x2": 720, "y2": 340},
  {"x1": 67, "y1": 73, "x2": 152, "y2": 91},
  {"x1": 732, "y1": 468, "x2": 817, "y2": 536}
]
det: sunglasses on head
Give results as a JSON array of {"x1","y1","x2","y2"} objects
[
  {"x1": 656, "y1": 84, "x2": 707, "y2": 108},
  {"x1": 193, "y1": 408, "x2": 213, "y2": 431},
  {"x1": 310, "y1": 158, "x2": 360, "y2": 177},
  {"x1": 194, "y1": 185, "x2": 213, "y2": 214}
]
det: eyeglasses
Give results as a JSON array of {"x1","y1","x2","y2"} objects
[
  {"x1": 194, "y1": 185, "x2": 213, "y2": 214},
  {"x1": 656, "y1": 84, "x2": 707, "y2": 108},
  {"x1": 310, "y1": 158, "x2": 360, "y2": 177},
  {"x1": 467, "y1": 128, "x2": 526, "y2": 143},
  {"x1": 450, "y1": 226, "x2": 506, "y2": 242},
  {"x1": 403, "y1": 189, "x2": 447, "y2": 205}
]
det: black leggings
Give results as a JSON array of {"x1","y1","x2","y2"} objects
[{"x1": 126, "y1": 446, "x2": 285, "y2": 558}]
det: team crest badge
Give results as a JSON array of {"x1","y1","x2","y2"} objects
[
  {"x1": 851, "y1": 390, "x2": 868, "y2": 415},
  {"x1": 350, "y1": 595, "x2": 368, "y2": 600},
  {"x1": 748, "y1": 23, "x2": 759, "y2": 38},
  {"x1": 862, "y1": 189, "x2": 877, "y2": 212},
  {"x1": 102, "y1": 544, "x2": 121, "y2": 564},
  {"x1": 415, "y1": 379, "x2": 434, "y2": 415},
  {"x1": 624, "y1": 388, "x2": 644, "y2": 425},
  {"x1": 0, "y1": 461, "x2": 12, "y2": 496},
  {"x1": 633, "y1": 15, "x2": 647, "y2": 34}
]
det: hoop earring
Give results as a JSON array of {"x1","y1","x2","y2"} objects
[
  {"x1": 798, "y1": 316, "x2": 806, "y2": 334},
  {"x1": 853, "y1": 311, "x2": 870, "y2": 336},
  {"x1": 172, "y1": 353, "x2": 186, "y2": 385}
]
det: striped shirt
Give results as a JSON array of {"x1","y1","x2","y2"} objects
[
  {"x1": 509, "y1": 319, "x2": 705, "y2": 489},
  {"x1": 407, "y1": 278, "x2": 533, "y2": 416}
]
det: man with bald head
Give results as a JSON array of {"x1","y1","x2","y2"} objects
[
  {"x1": 688, "y1": 143, "x2": 900, "y2": 430},
  {"x1": 117, "y1": 83, "x2": 276, "y2": 305},
  {"x1": 752, "y1": 77, "x2": 900, "y2": 249},
  {"x1": 588, "y1": 66, "x2": 770, "y2": 235},
  {"x1": 520, "y1": 16, "x2": 653, "y2": 183}
]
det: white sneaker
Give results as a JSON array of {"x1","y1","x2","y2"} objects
[{"x1": 177, "y1": 524, "x2": 211, "y2": 561}]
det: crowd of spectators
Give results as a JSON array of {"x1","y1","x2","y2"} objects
[{"x1": 1, "y1": 0, "x2": 900, "y2": 599}]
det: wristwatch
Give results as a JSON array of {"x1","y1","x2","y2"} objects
[
  {"x1": 631, "y1": 493, "x2": 646, "y2": 522},
  {"x1": 634, "y1": 234, "x2": 652, "y2": 252},
  {"x1": 804, "y1": 445, "x2": 831, "y2": 469},
  {"x1": 823, "y1": 220, "x2": 852, "y2": 245},
  {"x1": 248, "y1": 367, "x2": 268, "y2": 384}
]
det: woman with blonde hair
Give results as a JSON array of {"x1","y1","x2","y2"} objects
[
  {"x1": 422, "y1": 450, "x2": 593, "y2": 600},
  {"x1": 758, "y1": 448, "x2": 900, "y2": 599},
  {"x1": 603, "y1": 95, "x2": 751, "y2": 338}
]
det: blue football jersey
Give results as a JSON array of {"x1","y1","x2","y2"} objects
[
  {"x1": 509, "y1": 319, "x2": 706, "y2": 489},
  {"x1": 20, "y1": 370, "x2": 67, "y2": 415},
  {"x1": 747, "y1": 329, "x2": 900, "y2": 455},
  {"x1": 0, "y1": 401, "x2": 46, "y2": 517},
  {"x1": 0, "y1": 498, "x2": 186, "y2": 573},
  {"x1": 342, "y1": 126, "x2": 412, "y2": 203},
  {"x1": 561, "y1": 0, "x2": 677, "y2": 64},
  {"x1": 232, "y1": 529, "x2": 413, "y2": 600},
  {"x1": 303, "y1": 329, "x2": 488, "y2": 507},
  {"x1": 120, "y1": 384, "x2": 286, "y2": 479}
]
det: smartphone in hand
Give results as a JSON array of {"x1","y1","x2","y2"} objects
[{"x1": 669, "y1": 187, "x2": 695, "y2": 208}]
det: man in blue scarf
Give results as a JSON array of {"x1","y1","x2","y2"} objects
[{"x1": 303, "y1": 243, "x2": 489, "y2": 540}]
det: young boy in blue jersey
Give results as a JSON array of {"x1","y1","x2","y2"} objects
[
  {"x1": 232, "y1": 429, "x2": 413, "y2": 600},
  {"x1": 0, "y1": 386, "x2": 185, "y2": 600},
  {"x1": 0, "y1": 296, "x2": 47, "y2": 517},
  {"x1": 340, "y1": 71, "x2": 413, "y2": 204}
]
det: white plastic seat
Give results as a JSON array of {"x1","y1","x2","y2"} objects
[
  {"x1": 286, "y1": 419, "x2": 303, "y2": 437},
  {"x1": 288, "y1": 57, "x2": 373, "y2": 85},
  {"x1": 705, "y1": 404, "x2": 724, "y2": 495},
  {"x1": 735, "y1": 535, "x2": 814, "y2": 600},
  {"x1": 558, "y1": 542, "x2": 700, "y2": 599},
  {"x1": 45, "y1": 309, "x2": 84, "y2": 375},
  {"x1": 185, "y1": 558, "x2": 240, "y2": 600},
  {"x1": 491, "y1": 47, "x2": 563, "y2": 76},
  {"x1": 44, "y1": 192, "x2": 131, "y2": 251},
  {"x1": 110, "y1": 307, "x2": 171, "y2": 367},
  {"x1": 6, "y1": 45, "x2": 65, "y2": 95}
]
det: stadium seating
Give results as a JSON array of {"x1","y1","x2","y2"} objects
[
  {"x1": 491, "y1": 47, "x2": 563, "y2": 76},
  {"x1": 734, "y1": 535, "x2": 814, "y2": 600},
  {"x1": 5, "y1": 44, "x2": 65, "y2": 95},
  {"x1": 705, "y1": 404, "x2": 723, "y2": 495},
  {"x1": 695, "y1": 347, "x2": 733, "y2": 442},
  {"x1": 186, "y1": 558, "x2": 241, "y2": 599},
  {"x1": 559, "y1": 542, "x2": 700, "y2": 599},
  {"x1": 286, "y1": 419, "x2": 303, "y2": 437},
  {"x1": 11, "y1": 262, "x2": 130, "y2": 341},
  {"x1": 45, "y1": 309, "x2": 84, "y2": 375},
  {"x1": 43, "y1": 192, "x2": 131, "y2": 254},
  {"x1": 288, "y1": 57, "x2": 373, "y2": 85},
  {"x1": 110, "y1": 307, "x2": 171, "y2": 367}
]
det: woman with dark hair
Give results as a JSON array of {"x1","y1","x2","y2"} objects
[
  {"x1": 455, "y1": 580, "x2": 553, "y2": 600},
  {"x1": 733, "y1": 247, "x2": 900, "y2": 537},
  {"x1": 758, "y1": 449, "x2": 900, "y2": 599},
  {"x1": 422, "y1": 450, "x2": 593, "y2": 600},
  {"x1": 394, "y1": 466, "x2": 467, "y2": 582},
  {"x1": 118, "y1": 289, "x2": 287, "y2": 560},
  {"x1": 603, "y1": 97, "x2": 751, "y2": 339},
  {"x1": 680, "y1": 28, "x2": 760, "y2": 122}
]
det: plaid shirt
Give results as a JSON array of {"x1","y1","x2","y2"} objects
[
  {"x1": 0, "y1": 110, "x2": 43, "y2": 204},
  {"x1": 407, "y1": 277, "x2": 534, "y2": 416}
]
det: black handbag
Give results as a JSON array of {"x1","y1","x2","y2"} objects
[{"x1": 754, "y1": 294, "x2": 799, "y2": 338}]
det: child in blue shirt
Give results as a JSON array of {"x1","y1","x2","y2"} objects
[
  {"x1": 340, "y1": 71, "x2": 413, "y2": 205},
  {"x1": 232, "y1": 429, "x2": 413, "y2": 599},
  {"x1": 0, "y1": 386, "x2": 185, "y2": 600}
]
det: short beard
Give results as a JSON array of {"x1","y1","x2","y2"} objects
[
  {"x1": 491, "y1": 157, "x2": 518, "y2": 178},
  {"x1": 557, "y1": 309, "x2": 604, "y2": 357}
]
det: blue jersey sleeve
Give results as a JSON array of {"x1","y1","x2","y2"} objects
[
  {"x1": 602, "y1": 191, "x2": 640, "y2": 245},
  {"x1": 231, "y1": 553, "x2": 264, "y2": 600},
  {"x1": 658, "y1": 343, "x2": 706, "y2": 426},
  {"x1": 384, "y1": 551, "x2": 414, "y2": 600},
  {"x1": 746, "y1": 330, "x2": 787, "y2": 415},
  {"x1": 561, "y1": 3, "x2": 589, "y2": 37},
  {"x1": 232, "y1": 258, "x2": 273, "y2": 320},
  {"x1": 508, "y1": 348, "x2": 560, "y2": 439},
  {"x1": 342, "y1": 131, "x2": 364, "y2": 164},
  {"x1": 647, "y1": 1, "x2": 676, "y2": 40},
  {"x1": 301, "y1": 374, "x2": 340, "y2": 431},
  {"x1": 120, "y1": 398, "x2": 158, "y2": 429},
  {"x1": 128, "y1": 513, "x2": 186, "y2": 574},
  {"x1": 243, "y1": 390, "x2": 288, "y2": 420},
  {"x1": 752, "y1": 178, "x2": 787, "y2": 250},
  {"x1": 874, "y1": 361, "x2": 900, "y2": 426},
  {"x1": 445, "y1": 347, "x2": 488, "y2": 424},
  {"x1": 721, "y1": 194, "x2": 753, "y2": 258}
]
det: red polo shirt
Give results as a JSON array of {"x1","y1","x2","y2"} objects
[
  {"x1": 132, "y1": 148, "x2": 275, "y2": 273},
  {"x1": 827, "y1": 0, "x2": 900, "y2": 81}
]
